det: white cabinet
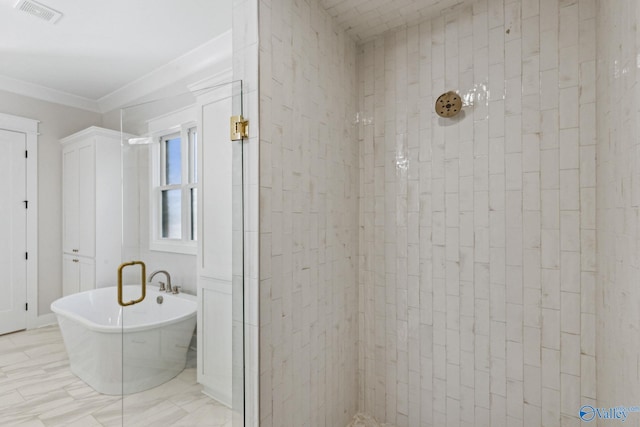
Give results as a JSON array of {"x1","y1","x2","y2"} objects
[
  {"x1": 62, "y1": 254, "x2": 95, "y2": 296},
  {"x1": 61, "y1": 127, "x2": 123, "y2": 295},
  {"x1": 62, "y1": 139, "x2": 96, "y2": 257},
  {"x1": 196, "y1": 84, "x2": 233, "y2": 407},
  {"x1": 197, "y1": 278, "x2": 232, "y2": 407}
]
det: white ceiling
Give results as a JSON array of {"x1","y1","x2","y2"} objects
[
  {"x1": 320, "y1": 0, "x2": 469, "y2": 43},
  {"x1": 0, "y1": 0, "x2": 231, "y2": 107},
  {"x1": 0, "y1": 0, "x2": 472, "y2": 111}
]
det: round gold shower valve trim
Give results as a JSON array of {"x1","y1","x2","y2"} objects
[{"x1": 435, "y1": 91, "x2": 462, "y2": 118}]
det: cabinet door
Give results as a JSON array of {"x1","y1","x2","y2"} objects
[
  {"x1": 62, "y1": 254, "x2": 79, "y2": 296},
  {"x1": 62, "y1": 147, "x2": 79, "y2": 254},
  {"x1": 197, "y1": 279, "x2": 232, "y2": 406},
  {"x1": 77, "y1": 141, "x2": 96, "y2": 257},
  {"x1": 63, "y1": 255, "x2": 95, "y2": 295},
  {"x1": 79, "y1": 257, "x2": 95, "y2": 293},
  {"x1": 62, "y1": 141, "x2": 96, "y2": 257}
]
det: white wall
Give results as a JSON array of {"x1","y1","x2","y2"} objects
[
  {"x1": 0, "y1": 90, "x2": 102, "y2": 316},
  {"x1": 258, "y1": 0, "x2": 360, "y2": 425},
  {"x1": 0, "y1": 51, "x2": 233, "y2": 313},
  {"x1": 595, "y1": 0, "x2": 640, "y2": 415},
  {"x1": 0, "y1": 89, "x2": 201, "y2": 313},
  {"x1": 357, "y1": 0, "x2": 596, "y2": 425},
  {"x1": 120, "y1": 144, "x2": 199, "y2": 294}
]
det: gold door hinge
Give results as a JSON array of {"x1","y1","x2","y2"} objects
[{"x1": 230, "y1": 115, "x2": 249, "y2": 141}]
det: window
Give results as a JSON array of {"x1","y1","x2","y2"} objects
[{"x1": 150, "y1": 124, "x2": 198, "y2": 254}]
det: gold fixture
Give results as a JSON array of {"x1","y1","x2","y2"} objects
[
  {"x1": 230, "y1": 115, "x2": 248, "y2": 141},
  {"x1": 117, "y1": 261, "x2": 146, "y2": 307},
  {"x1": 435, "y1": 91, "x2": 462, "y2": 118}
]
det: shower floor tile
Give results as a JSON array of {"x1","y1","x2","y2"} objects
[{"x1": 0, "y1": 325, "x2": 232, "y2": 427}]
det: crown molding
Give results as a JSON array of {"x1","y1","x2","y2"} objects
[
  {"x1": 0, "y1": 29, "x2": 232, "y2": 115},
  {"x1": 97, "y1": 29, "x2": 232, "y2": 114},
  {"x1": 187, "y1": 67, "x2": 234, "y2": 92},
  {"x1": 59, "y1": 125, "x2": 131, "y2": 145},
  {"x1": 0, "y1": 74, "x2": 101, "y2": 112}
]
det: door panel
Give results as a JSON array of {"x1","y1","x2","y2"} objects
[
  {"x1": 78, "y1": 141, "x2": 96, "y2": 257},
  {"x1": 62, "y1": 139, "x2": 96, "y2": 257},
  {"x1": 79, "y1": 257, "x2": 96, "y2": 292},
  {"x1": 62, "y1": 146, "x2": 78, "y2": 254},
  {"x1": 62, "y1": 254, "x2": 79, "y2": 296},
  {"x1": 0, "y1": 129, "x2": 27, "y2": 335}
]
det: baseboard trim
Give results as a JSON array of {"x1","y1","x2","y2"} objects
[
  {"x1": 202, "y1": 386, "x2": 232, "y2": 409},
  {"x1": 37, "y1": 313, "x2": 56, "y2": 328}
]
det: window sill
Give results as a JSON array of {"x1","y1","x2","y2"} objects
[{"x1": 149, "y1": 240, "x2": 197, "y2": 255}]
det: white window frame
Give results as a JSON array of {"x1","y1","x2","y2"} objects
[{"x1": 149, "y1": 121, "x2": 198, "y2": 255}]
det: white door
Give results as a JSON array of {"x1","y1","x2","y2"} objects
[{"x1": 0, "y1": 129, "x2": 27, "y2": 335}]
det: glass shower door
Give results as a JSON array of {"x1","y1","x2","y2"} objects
[{"x1": 118, "y1": 81, "x2": 245, "y2": 426}]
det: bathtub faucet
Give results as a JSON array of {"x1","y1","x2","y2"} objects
[{"x1": 148, "y1": 270, "x2": 172, "y2": 293}]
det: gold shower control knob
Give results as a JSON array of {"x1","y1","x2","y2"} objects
[{"x1": 435, "y1": 91, "x2": 462, "y2": 118}]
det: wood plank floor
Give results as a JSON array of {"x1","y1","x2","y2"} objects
[{"x1": 0, "y1": 325, "x2": 232, "y2": 426}]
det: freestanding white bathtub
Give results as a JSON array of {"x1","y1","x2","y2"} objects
[{"x1": 51, "y1": 285, "x2": 196, "y2": 395}]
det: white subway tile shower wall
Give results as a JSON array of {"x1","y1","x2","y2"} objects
[
  {"x1": 357, "y1": 0, "x2": 596, "y2": 426},
  {"x1": 595, "y1": 0, "x2": 640, "y2": 419},
  {"x1": 258, "y1": 0, "x2": 360, "y2": 426}
]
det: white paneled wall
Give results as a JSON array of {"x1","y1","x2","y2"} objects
[
  {"x1": 259, "y1": 0, "x2": 360, "y2": 425},
  {"x1": 596, "y1": 0, "x2": 640, "y2": 421},
  {"x1": 357, "y1": 0, "x2": 596, "y2": 426}
]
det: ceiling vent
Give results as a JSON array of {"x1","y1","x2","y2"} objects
[{"x1": 14, "y1": 0, "x2": 63, "y2": 24}]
